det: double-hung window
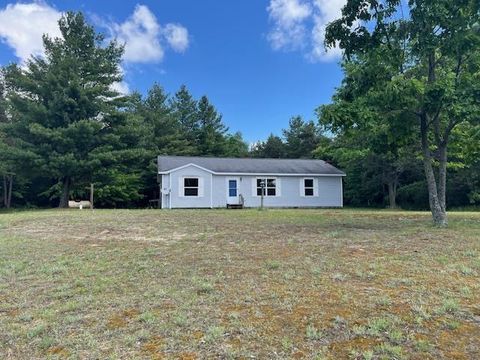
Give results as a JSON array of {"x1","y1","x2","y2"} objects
[
  {"x1": 303, "y1": 178, "x2": 315, "y2": 196},
  {"x1": 256, "y1": 178, "x2": 276, "y2": 196},
  {"x1": 184, "y1": 178, "x2": 199, "y2": 196}
]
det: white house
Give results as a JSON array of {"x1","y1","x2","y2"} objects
[{"x1": 158, "y1": 156, "x2": 345, "y2": 209}]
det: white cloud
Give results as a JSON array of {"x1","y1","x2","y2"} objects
[
  {"x1": 107, "y1": 5, "x2": 189, "y2": 63},
  {"x1": 0, "y1": 2, "x2": 62, "y2": 62},
  {"x1": 267, "y1": 0, "x2": 311, "y2": 50},
  {"x1": 266, "y1": 0, "x2": 346, "y2": 61},
  {"x1": 111, "y1": 4, "x2": 164, "y2": 63},
  {"x1": 309, "y1": 0, "x2": 345, "y2": 61},
  {"x1": 0, "y1": 3, "x2": 190, "y2": 64},
  {"x1": 163, "y1": 23, "x2": 189, "y2": 53},
  {"x1": 0, "y1": 3, "x2": 190, "y2": 94}
]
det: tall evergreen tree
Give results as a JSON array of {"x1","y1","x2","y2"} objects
[
  {"x1": 0, "y1": 74, "x2": 12, "y2": 208},
  {"x1": 0, "y1": 74, "x2": 6, "y2": 123},
  {"x1": 251, "y1": 134, "x2": 286, "y2": 158},
  {"x1": 131, "y1": 84, "x2": 194, "y2": 205},
  {"x1": 2, "y1": 12, "x2": 125, "y2": 207},
  {"x1": 283, "y1": 116, "x2": 321, "y2": 158},
  {"x1": 142, "y1": 84, "x2": 193, "y2": 155},
  {"x1": 223, "y1": 132, "x2": 249, "y2": 157},
  {"x1": 170, "y1": 85, "x2": 198, "y2": 149},
  {"x1": 196, "y1": 95, "x2": 228, "y2": 155}
]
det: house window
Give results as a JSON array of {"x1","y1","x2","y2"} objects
[
  {"x1": 257, "y1": 178, "x2": 276, "y2": 196},
  {"x1": 184, "y1": 178, "x2": 199, "y2": 196},
  {"x1": 304, "y1": 178, "x2": 314, "y2": 196}
]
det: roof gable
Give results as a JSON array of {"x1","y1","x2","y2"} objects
[{"x1": 158, "y1": 156, "x2": 345, "y2": 176}]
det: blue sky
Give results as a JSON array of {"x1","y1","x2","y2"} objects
[{"x1": 0, "y1": 1, "x2": 345, "y2": 142}]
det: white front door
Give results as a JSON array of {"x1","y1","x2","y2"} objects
[{"x1": 226, "y1": 178, "x2": 240, "y2": 204}]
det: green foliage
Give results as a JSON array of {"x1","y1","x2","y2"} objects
[
  {"x1": 283, "y1": 116, "x2": 321, "y2": 158},
  {"x1": 1, "y1": 5, "x2": 478, "y2": 211},
  {"x1": 251, "y1": 134, "x2": 286, "y2": 158},
  {"x1": 223, "y1": 132, "x2": 249, "y2": 157},
  {"x1": 322, "y1": 0, "x2": 480, "y2": 220},
  {"x1": 252, "y1": 116, "x2": 326, "y2": 159},
  {"x1": 2, "y1": 12, "x2": 126, "y2": 207},
  {"x1": 0, "y1": 11, "x2": 248, "y2": 209}
]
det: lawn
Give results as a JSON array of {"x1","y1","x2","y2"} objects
[{"x1": 0, "y1": 209, "x2": 479, "y2": 359}]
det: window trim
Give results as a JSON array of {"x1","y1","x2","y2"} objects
[
  {"x1": 254, "y1": 177, "x2": 278, "y2": 197},
  {"x1": 301, "y1": 177, "x2": 316, "y2": 197},
  {"x1": 183, "y1": 177, "x2": 199, "y2": 197}
]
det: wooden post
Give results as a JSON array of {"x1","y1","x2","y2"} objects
[
  {"x1": 90, "y1": 183, "x2": 94, "y2": 210},
  {"x1": 260, "y1": 180, "x2": 265, "y2": 210},
  {"x1": 7, "y1": 174, "x2": 12, "y2": 209}
]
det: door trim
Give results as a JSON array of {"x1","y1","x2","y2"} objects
[{"x1": 226, "y1": 177, "x2": 240, "y2": 205}]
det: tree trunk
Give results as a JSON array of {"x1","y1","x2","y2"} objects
[
  {"x1": 2, "y1": 174, "x2": 13, "y2": 209},
  {"x1": 421, "y1": 115, "x2": 447, "y2": 226},
  {"x1": 58, "y1": 177, "x2": 71, "y2": 208},
  {"x1": 2, "y1": 175, "x2": 6, "y2": 208},
  {"x1": 387, "y1": 180, "x2": 397, "y2": 209},
  {"x1": 437, "y1": 145, "x2": 447, "y2": 213}
]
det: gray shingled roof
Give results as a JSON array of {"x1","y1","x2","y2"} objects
[{"x1": 158, "y1": 156, "x2": 345, "y2": 175}]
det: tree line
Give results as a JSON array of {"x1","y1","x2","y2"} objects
[
  {"x1": 0, "y1": 13, "x2": 247, "y2": 208},
  {"x1": 1, "y1": 7, "x2": 479, "y2": 224},
  {"x1": 0, "y1": 12, "x2": 322, "y2": 209}
]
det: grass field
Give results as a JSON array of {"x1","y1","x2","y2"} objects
[{"x1": 0, "y1": 209, "x2": 479, "y2": 359}]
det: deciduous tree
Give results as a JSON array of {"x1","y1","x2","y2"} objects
[{"x1": 325, "y1": 0, "x2": 480, "y2": 225}]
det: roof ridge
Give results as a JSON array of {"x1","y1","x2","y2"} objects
[{"x1": 158, "y1": 155, "x2": 326, "y2": 162}]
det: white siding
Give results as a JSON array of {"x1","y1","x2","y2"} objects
[
  {"x1": 236, "y1": 175, "x2": 342, "y2": 208},
  {"x1": 162, "y1": 165, "x2": 212, "y2": 208},
  {"x1": 162, "y1": 167, "x2": 343, "y2": 209}
]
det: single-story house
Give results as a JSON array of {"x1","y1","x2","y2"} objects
[{"x1": 157, "y1": 155, "x2": 345, "y2": 209}]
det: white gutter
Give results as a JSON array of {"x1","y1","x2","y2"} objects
[{"x1": 158, "y1": 169, "x2": 345, "y2": 177}]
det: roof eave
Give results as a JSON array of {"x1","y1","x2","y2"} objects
[{"x1": 158, "y1": 169, "x2": 346, "y2": 176}]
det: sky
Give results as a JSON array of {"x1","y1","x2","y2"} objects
[{"x1": 0, "y1": 0, "x2": 346, "y2": 142}]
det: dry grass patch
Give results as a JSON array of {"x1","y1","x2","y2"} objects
[{"x1": 0, "y1": 208, "x2": 479, "y2": 358}]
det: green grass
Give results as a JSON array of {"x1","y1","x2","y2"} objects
[{"x1": 0, "y1": 209, "x2": 479, "y2": 358}]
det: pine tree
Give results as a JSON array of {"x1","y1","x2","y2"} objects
[
  {"x1": 170, "y1": 85, "x2": 199, "y2": 150},
  {"x1": 143, "y1": 84, "x2": 193, "y2": 155},
  {"x1": 223, "y1": 132, "x2": 249, "y2": 157},
  {"x1": 3, "y1": 12, "x2": 125, "y2": 207},
  {"x1": 196, "y1": 96, "x2": 228, "y2": 155},
  {"x1": 251, "y1": 134, "x2": 286, "y2": 158},
  {"x1": 283, "y1": 116, "x2": 321, "y2": 158}
]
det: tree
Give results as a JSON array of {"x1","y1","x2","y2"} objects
[
  {"x1": 223, "y1": 132, "x2": 249, "y2": 157},
  {"x1": 0, "y1": 76, "x2": 13, "y2": 208},
  {"x1": 448, "y1": 123, "x2": 480, "y2": 206},
  {"x1": 251, "y1": 134, "x2": 287, "y2": 158},
  {"x1": 170, "y1": 85, "x2": 199, "y2": 150},
  {"x1": 0, "y1": 73, "x2": 6, "y2": 123},
  {"x1": 325, "y1": 0, "x2": 480, "y2": 225},
  {"x1": 3, "y1": 12, "x2": 125, "y2": 208},
  {"x1": 283, "y1": 116, "x2": 322, "y2": 158},
  {"x1": 318, "y1": 57, "x2": 418, "y2": 209},
  {"x1": 196, "y1": 95, "x2": 228, "y2": 155},
  {"x1": 133, "y1": 84, "x2": 194, "y2": 205}
]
